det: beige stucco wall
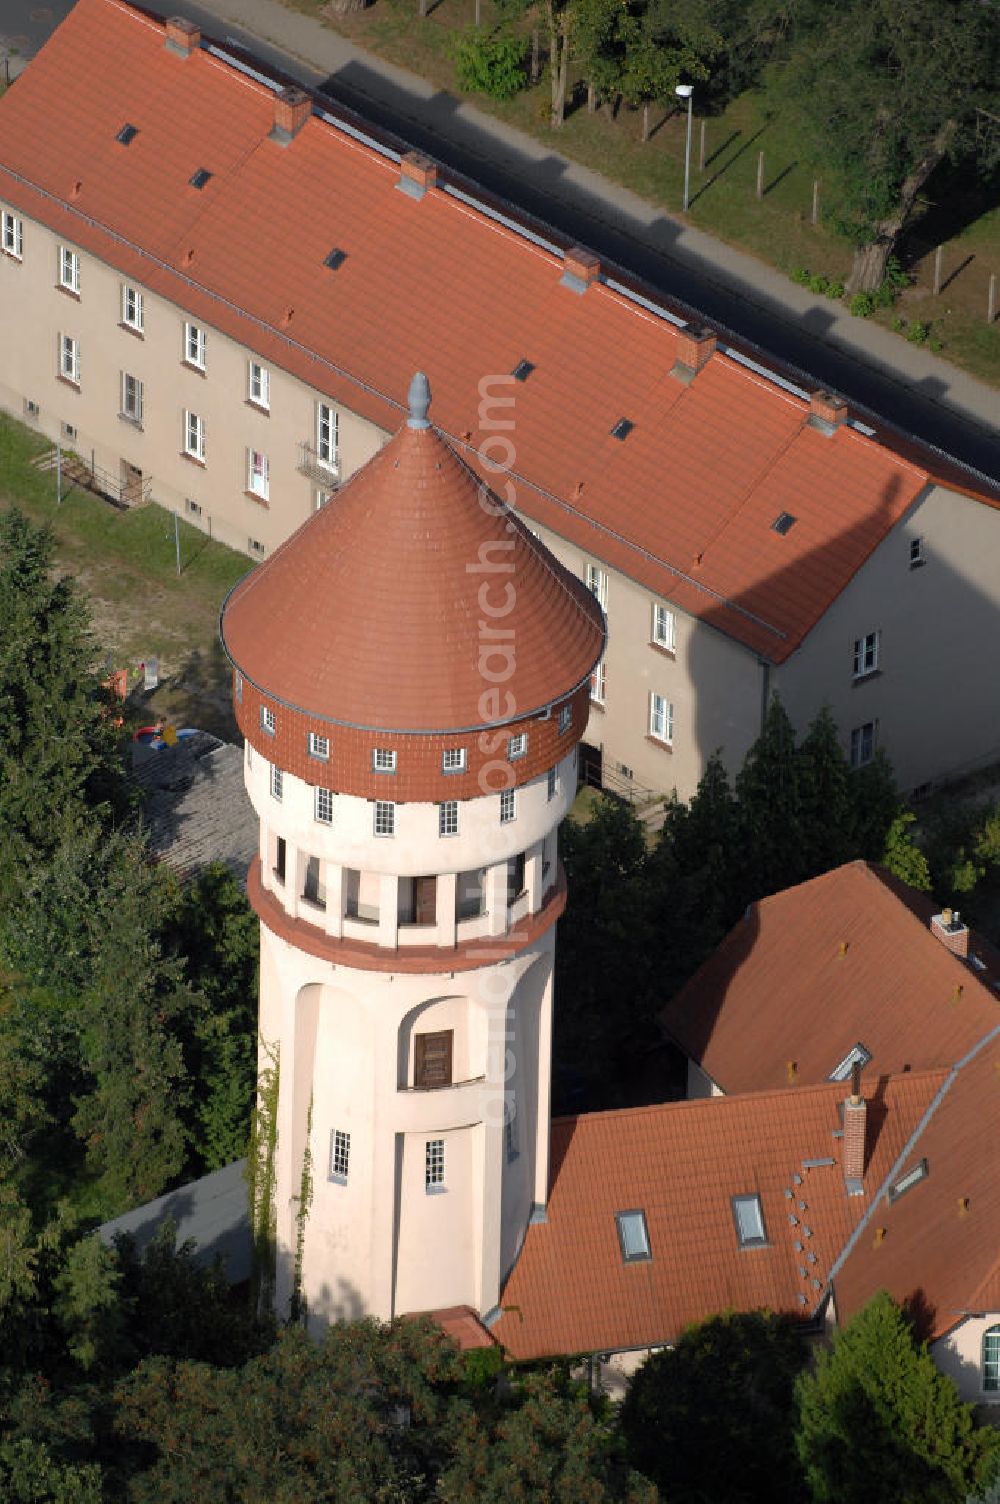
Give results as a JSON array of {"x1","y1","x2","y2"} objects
[
  {"x1": 774, "y1": 484, "x2": 1000, "y2": 792},
  {"x1": 0, "y1": 212, "x2": 385, "y2": 557},
  {"x1": 519, "y1": 520, "x2": 765, "y2": 801},
  {"x1": 932, "y1": 1314, "x2": 1000, "y2": 1404}
]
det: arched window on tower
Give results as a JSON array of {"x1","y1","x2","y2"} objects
[{"x1": 983, "y1": 1326, "x2": 1000, "y2": 1392}]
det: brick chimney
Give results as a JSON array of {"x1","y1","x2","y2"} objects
[
  {"x1": 561, "y1": 246, "x2": 601, "y2": 293},
  {"x1": 671, "y1": 324, "x2": 717, "y2": 382},
  {"x1": 842, "y1": 1059, "x2": 866, "y2": 1197},
  {"x1": 165, "y1": 16, "x2": 200, "y2": 57},
  {"x1": 931, "y1": 907, "x2": 970, "y2": 958},
  {"x1": 271, "y1": 86, "x2": 311, "y2": 146},
  {"x1": 398, "y1": 153, "x2": 438, "y2": 201},
  {"x1": 808, "y1": 390, "x2": 848, "y2": 434}
]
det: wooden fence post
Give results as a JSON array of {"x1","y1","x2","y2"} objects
[
  {"x1": 811, "y1": 179, "x2": 820, "y2": 226},
  {"x1": 933, "y1": 245, "x2": 943, "y2": 296},
  {"x1": 756, "y1": 151, "x2": 764, "y2": 200},
  {"x1": 989, "y1": 274, "x2": 997, "y2": 325},
  {"x1": 698, "y1": 118, "x2": 706, "y2": 172}
]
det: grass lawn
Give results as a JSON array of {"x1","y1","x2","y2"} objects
[
  {"x1": 310, "y1": 0, "x2": 1000, "y2": 384},
  {"x1": 0, "y1": 415, "x2": 249, "y2": 740}
]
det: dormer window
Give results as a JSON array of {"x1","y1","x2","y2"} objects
[
  {"x1": 442, "y1": 747, "x2": 466, "y2": 773},
  {"x1": 508, "y1": 732, "x2": 527, "y2": 760},
  {"x1": 558, "y1": 704, "x2": 572, "y2": 734},
  {"x1": 732, "y1": 1194, "x2": 767, "y2": 1248},
  {"x1": 308, "y1": 731, "x2": 329, "y2": 760},
  {"x1": 373, "y1": 748, "x2": 397, "y2": 774},
  {"x1": 260, "y1": 706, "x2": 276, "y2": 735},
  {"x1": 616, "y1": 1209, "x2": 651, "y2": 1262}
]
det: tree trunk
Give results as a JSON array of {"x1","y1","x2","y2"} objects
[
  {"x1": 549, "y1": 25, "x2": 567, "y2": 128},
  {"x1": 418, "y1": 0, "x2": 427, "y2": 18},
  {"x1": 642, "y1": 102, "x2": 650, "y2": 142},
  {"x1": 845, "y1": 120, "x2": 957, "y2": 294},
  {"x1": 325, "y1": 0, "x2": 367, "y2": 13},
  {"x1": 530, "y1": 28, "x2": 540, "y2": 84},
  {"x1": 587, "y1": 82, "x2": 595, "y2": 113}
]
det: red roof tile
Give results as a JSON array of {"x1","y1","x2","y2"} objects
[
  {"x1": 661, "y1": 863, "x2": 1000, "y2": 1094},
  {"x1": 2, "y1": 0, "x2": 995, "y2": 663},
  {"x1": 492, "y1": 1072, "x2": 942, "y2": 1360},
  {"x1": 221, "y1": 413, "x2": 604, "y2": 731}
]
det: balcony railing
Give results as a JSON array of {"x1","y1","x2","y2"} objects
[{"x1": 297, "y1": 442, "x2": 340, "y2": 486}]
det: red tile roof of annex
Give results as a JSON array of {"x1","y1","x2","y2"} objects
[
  {"x1": 491, "y1": 1071, "x2": 943, "y2": 1361},
  {"x1": 661, "y1": 862, "x2": 1000, "y2": 1095},
  {"x1": 221, "y1": 414, "x2": 605, "y2": 732},
  {"x1": 2, "y1": 0, "x2": 997, "y2": 664}
]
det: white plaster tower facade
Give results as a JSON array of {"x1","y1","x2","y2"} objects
[{"x1": 221, "y1": 375, "x2": 605, "y2": 1329}]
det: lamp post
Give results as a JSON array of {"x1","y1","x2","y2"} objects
[{"x1": 675, "y1": 83, "x2": 694, "y2": 212}]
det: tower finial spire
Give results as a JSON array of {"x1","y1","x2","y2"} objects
[{"x1": 407, "y1": 371, "x2": 431, "y2": 429}]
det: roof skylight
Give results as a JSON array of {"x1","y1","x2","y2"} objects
[
  {"x1": 732, "y1": 1193, "x2": 767, "y2": 1248},
  {"x1": 611, "y1": 417, "x2": 634, "y2": 441},
  {"x1": 772, "y1": 512, "x2": 797, "y2": 535},
  {"x1": 887, "y1": 1159, "x2": 928, "y2": 1204},
  {"x1": 615, "y1": 1209, "x2": 651, "y2": 1262},
  {"x1": 512, "y1": 359, "x2": 535, "y2": 382},
  {"x1": 324, "y1": 247, "x2": 347, "y2": 271},
  {"x1": 116, "y1": 123, "x2": 138, "y2": 146},
  {"x1": 828, "y1": 1042, "x2": 871, "y2": 1082},
  {"x1": 189, "y1": 168, "x2": 212, "y2": 190}
]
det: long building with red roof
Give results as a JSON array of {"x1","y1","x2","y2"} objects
[{"x1": 1, "y1": 0, "x2": 999, "y2": 798}]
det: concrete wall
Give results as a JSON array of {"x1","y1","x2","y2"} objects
[
  {"x1": 933, "y1": 1314, "x2": 1000, "y2": 1404},
  {"x1": 775, "y1": 484, "x2": 1000, "y2": 793},
  {"x1": 0, "y1": 211, "x2": 385, "y2": 557}
]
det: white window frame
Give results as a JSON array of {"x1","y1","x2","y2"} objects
[
  {"x1": 586, "y1": 562, "x2": 608, "y2": 610},
  {"x1": 184, "y1": 322, "x2": 206, "y2": 370},
  {"x1": 330, "y1": 1128, "x2": 350, "y2": 1183},
  {"x1": 983, "y1": 1327, "x2": 1000, "y2": 1393},
  {"x1": 852, "y1": 631, "x2": 880, "y2": 680},
  {"x1": 508, "y1": 732, "x2": 527, "y2": 760},
  {"x1": 121, "y1": 371, "x2": 143, "y2": 425},
  {"x1": 439, "y1": 801, "x2": 459, "y2": 837},
  {"x1": 184, "y1": 410, "x2": 205, "y2": 462},
  {"x1": 2, "y1": 212, "x2": 23, "y2": 260},
  {"x1": 425, "y1": 1138, "x2": 445, "y2": 1191},
  {"x1": 59, "y1": 334, "x2": 80, "y2": 385},
  {"x1": 649, "y1": 692, "x2": 674, "y2": 745},
  {"x1": 374, "y1": 800, "x2": 395, "y2": 837},
  {"x1": 652, "y1": 602, "x2": 676, "y2": 652},
  {"x1": 850, "y1": 721, "x2": 877, "y2": 769},
  {"x1": 828, "y1": 1042, "x2": 872, "y2": 1082},
  {"x1": 308, "y1": 731, "x2": 329, "y2": 760},
  {"x1": 120, "y1": 283, "x2": 144, "y2": 333},
  {"x1": 270, "y1": 764, "x2": 283, "y2": 801},
  {"x1": 58, "y1": 245, "x2": 80, "y2": 293},
  {"x1": 372, "y1": 748, "x2": 397, "y2": 774},
  {"x1": 260, "y1": 706, "x2": 276, "y2": 736},
  {"x1": 246, "y1": 448, "x2": 269, "y2": 501},
  {"x1": 442, "y1": 747, "x2": 466, "y2": 774},
  {"x1": 499, "y1": 788, "x2": 516, "y2": 824},
  {"x1": 590, "y1": 660, "x2": 606, "y2": 705},
  {"x1": 314, "y1": 786, "x2": 334, "y2": 825},
  {"x1": 248, "y1": 360, "x2": 270, "y2": 410},
  {"x1": 316, "y1": 402, "x2": 338, "y2": 471},
  {"x1": 558, "y1": 704, "x2": 572, "y2": 734},
  {"x1": 887, "y1": 1159, "x2": 928, "y2": 1204}
]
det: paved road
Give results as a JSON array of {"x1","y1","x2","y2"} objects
[
  {"x1": 12, "y1": 0, "x2": 1000, "y2": 479},
  {"x1": 0, "y1": 0, "x2": 75, "y2": 76}
]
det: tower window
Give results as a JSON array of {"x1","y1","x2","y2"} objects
[
  {"x1": 372, "y1": 748, "x2": 397, "y2": 774},
  {"x1": 330, "y1": 1129, "x2": 350, "y2": 1182},
  {"x1": 505, "y1": 1106, "x2": 519, "y2": 1162},
  {"x1": 314, "y1": 787, "x2": 333, "y2": 824},
  {"x1": 270, "y1": 764, "x2": 283, "y2": 801},
  {"x1": 234, "y1": 671, "x2": 243, "y2": 703},
  {"x1": 499, "y1": 788, "x2": 516, "y2": 824},
  {"x1": 558, "y1": 704, "x2": 572, "y2": 734},
  {"x1": 415, "y1": 1030, "x2": 453, "y2": 1089},
  {"x1": 508, "y1": 732, "x2": 527, "y2": 760},
  {"x1": 425, "y1": 1138, "x2": 445, "y2": 1191},
  {"x1": 547, "y1": 766, "x2": 557, "y2": 800},
  {"x1": 260, "y1": 706, "x2": 276, "y2": 735},
  {"x1": 439, "y1": 800, "x2": 458, "y2": 837},
  {"x1": 308, "y1": 731, "x2": 329, "y2": 760},
  {"x1": 374, "y1": 800, "x2": 395, "y2": 837},
  {"x1": 442, "y1": 747, "x2": 466, "y2": 773}
]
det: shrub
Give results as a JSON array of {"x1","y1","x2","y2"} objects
[
  {"x1": 850, "y1": 292, "x2": 875, "y2": 317},
  {"x1": 929, "y1": 337, "x2": 943, "y2": 352},
  {"x1": 452, "y1": 28, "x2": 526, "y2": 100},
  {"x1": 907, "y1": 321, "x2": 930, "y2": 345},
  {"x1": 808, "y1": 273, "x2": 830, "y2": 294},
  {"x1": 891, "y1": 316, "x2": 905, "y2": 332},
  {"x1": 825, "y1": 280, "x2": 845, "y2": 299},
  {"x1": 790, "y1": 267, "x2": 811, "y2": 285}
]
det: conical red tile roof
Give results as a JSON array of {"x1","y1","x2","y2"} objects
[{"x1": 221, "y1": 394, "x2": 605, "y2": 734}]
